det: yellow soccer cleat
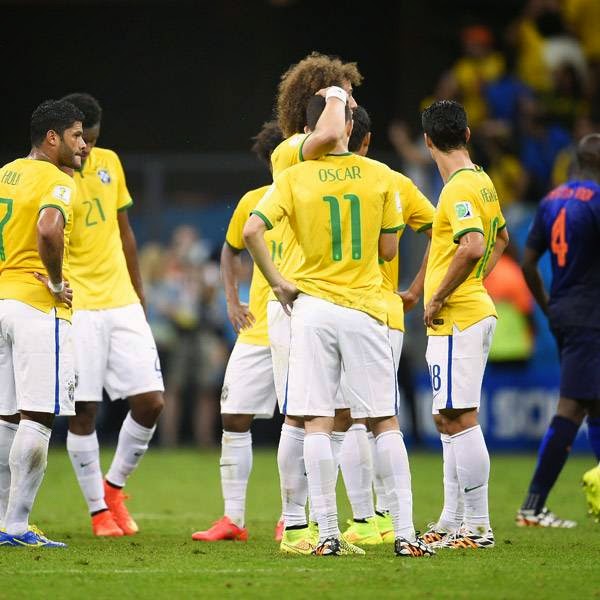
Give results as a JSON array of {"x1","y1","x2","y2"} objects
[
  {"x1": 374, "y1": 512, "x2": 395, "y2": 543},
  {"x1": 313, "y1": 536, "x2": 366, "y2": 556},
  {"x1": 279, "y1": 526, "x2": 316, "y2": 555},
  {"x1": 342, "y1": 517, "x2": 382, "y2": 545},
  {"x1": 582, "y1": 464, "x2": 600, "y2": 521}
]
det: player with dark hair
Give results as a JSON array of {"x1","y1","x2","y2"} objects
[
  {"x1": 516, "y1": 133, "x2": 600, "y2": 527},
  {"x1": 61, "y1": 92, "x2": 165, "y2": 537},
  {"x1": 0, "y1": 100, "x2": 84, "y2": 547},
  {"x1": 420, "y1": 100, "x2": 508, "y2": 549},
  {"x1": 337, "y1": 105, "x2": 435, "y2": 546},
  {"x1": 191, "y1": 120, "x2": 285, "y2": 544}
]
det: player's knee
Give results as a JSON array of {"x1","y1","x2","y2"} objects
[
  {"x1": 69, "y1": 402, "x2": 98, "y2": 434},
  {"x1": 556, "y1": 397, "x2": 586, "y2": 424},
  {"x1": 333, "y1": 408, "x2": 352, "y2": 432},
  {"x1": 222, "y1": 413, "x2": 253, "y2": 433}
]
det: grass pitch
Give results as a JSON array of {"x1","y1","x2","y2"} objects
[{"x1": 1, "y1": 448, "x2": 598, "y2": 599}]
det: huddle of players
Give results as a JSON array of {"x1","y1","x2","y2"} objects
[
  {"x1": 0, "y1": 95, "x2": 164, "y2": 547},
  {"x1": 192, "y1": 53, "x2": 508, "y2": 556}
]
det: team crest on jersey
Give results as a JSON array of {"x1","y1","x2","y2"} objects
[
  {"x1": 52, "y1": 185, "x2": 72, "y2": 205},
  {"x1": 67, "y1": 376, "x2": 76, "y2": 403},
  {"x1": 221, "y1": 384, "x2": 229, "y2": 403},
  {"x1": 455, "y1": 201, "x2": 473, "y2": 220},
  {"x1": 97, "y1": 169, "x2": 111, "y2": 184}
]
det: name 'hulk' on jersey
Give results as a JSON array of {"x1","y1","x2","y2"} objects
[
  {"x1": 0, "y1": 158, "x2": 75, "y2": 320},
  {"x1": 69, "y1": 147, "x2": 139, "y2": 310},
  {"x1": 225, "y1": 185, "x2": 293, "y2": 345},
  {"x1": 526, "y1": 179, "x2": 600, "y2": 330},
  {"x1": 424, "y1": 166, "x2": 506, "y2": 336},
  {"x1": 253, "y1": 153, "x2": 404, "y2": 322}
]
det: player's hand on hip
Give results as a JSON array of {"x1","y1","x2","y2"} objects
[
  {"x1": 34, "y1": 272, "x2": 73, "y2": 308},
  {"x1": 227, "y1": 301, "x2": 255, "y2": 333},
  {"x1": 424, "y1": 297, "x2": 443, "y2": 329},
  {"x1": 273, "y1": 280, "x2": 298, "y2": 316},
  {"x1": 398, "y1": 289, "x2": 419, "y2": 312}
]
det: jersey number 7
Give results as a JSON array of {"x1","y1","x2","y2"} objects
[{"x1": 551, "y1": 207, "x2": 568, "y2": 267}]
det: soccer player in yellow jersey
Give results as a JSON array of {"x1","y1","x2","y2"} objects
[
  {"x1": 244, "y1": 100, "x2": 433, "y2": 557},
  {"x1": 268, "y1": 54, "x2": 364, "y2": 553},
  {"x1": 60, "y1": 93, "x2": 165, "y2": 537},
  {"x1": 336, "y1": 106, "x2": 435, "y2": 546},
  {"x1": 420, "y1": 101, "x2": 508, "y2": 549},
  {"x1": 0, "y1": 100, "x2": 84, "y2": 547},
  {"x1": 191, "y1": 121, "x2": 285, "y2": 543}
]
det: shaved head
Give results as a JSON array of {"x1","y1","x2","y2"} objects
[{"x1": 576, "y1": 133, "x2": 600, "y2": 180}]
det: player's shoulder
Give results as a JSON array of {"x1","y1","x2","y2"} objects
[
  {"x1": 237, "y1": 184, "x2": 271, "y2": 212},
  {"x1": 90, "y1": 146, "x2": 122, "y2": 167},
  {"x1": 441, "y1": 166, "x2": 485, "y2": 198}
]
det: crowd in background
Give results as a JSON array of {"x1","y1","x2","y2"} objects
[{"x1": 135, "y1": 0, "x2": 600, "y2": 447}]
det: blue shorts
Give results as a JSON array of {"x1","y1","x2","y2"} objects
[{"x1": 552, "y1": 327, "x2": 600, "y2": 401}]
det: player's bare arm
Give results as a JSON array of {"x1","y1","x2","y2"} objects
[
  {"x1": 117, "y1": 210, "x2": 146, "y2": 310},
  {"x1": 35, "y1": 206, "x2": 72, "y2": 308},
  {"x1": 400, "y1": 230, "x2": 432, "y2": 312},
  {"x1": 379, "y1": 232, "x2": 399, "y2": 262},
  {"x1": 243, "y1": 215, "x2": 297, "y2": 315},
  {"x1": 301, "y1": 87, "x2": 349, "y2": 160},
  {"x1": 220, "y1": 241, "x2": 255, "y2": 333},
  {"x1": 483, "y1": 226, "x2": 509, "y2": 279},
  {"x1": 521, "y1": 246, "x2": 549, "y2": 316},
  {"x1": 424, "y1": 230, "x2": 485, "y2": 328}
]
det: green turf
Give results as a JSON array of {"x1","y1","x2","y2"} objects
[{"x1": 0, "y1": 449, "x2": 597, "y2": 599}]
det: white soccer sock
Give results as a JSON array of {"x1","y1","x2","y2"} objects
[
  {"x1": 340, "y1": 424, "x2": 375, "y2": 520},
  {"x1": 375, "y1": 430, "x2": 415, "y2": 540},
  {"x1": 105, "y1": 412, "x2": 156, "y2": 488},
  {"x1": 220, "y1": 430, "x2": 252, "y2": 527},
  {"x1": 67, "y1": 431, "x2": 107, "y2": 514},
  {"x1": 369, "y1": 431, "x2": 389, "y2": 513},
  {"x1": 438, "y1": 433, "x2": 464, "y2": 530},
  {"x1": 331, "y1": 430, "x2": 345, "y2": 480},
  {"x1": 0, "y1": 420, "x2": 18, "y2": 527},
  {"x1": 450, "y1": 425, "x2": 490, "y2": 532},
  {"x1": 4, "y1": 419, "x2": 51, "y2": 536},
  {"x1": 277, "y1": 424, "x2": 308, "y2": 528},
  {"x1": 304, "y1": 432, "x2": 338, "y2": 541}
]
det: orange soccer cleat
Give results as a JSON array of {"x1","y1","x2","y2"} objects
[
  {"x1": 274, "y1": 519, "x2": 284, "y2": 542},
  {"x1": 92, "y1": 510, "x2": 124, "y2": 537},
  {"x1": 192, "y1": 516, "x2": 248, "y2": 542},
  {"x1": 103, "y1": 481, "x2": 139, "y2": 535}
]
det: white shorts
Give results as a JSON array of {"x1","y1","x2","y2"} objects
[
  {"x1": 339, "y1": 327, "x2": 404, "y2": 418},
  {"x1": 267, "y1": 301, "x2": 291, "y2": 411},
  {"x1": 426, "y1": 316, "x2": 496, "y2": 414},
  {"x1": 73, "y1": 304, "x2": 164, "y2": 402},
  {"x1": 285, "y1": 294, "x2": 398, "y2": 418},
  {"x1": 220, "y1": 342, "x2": 277, "y2": 419},
  {"x1": 0, "y1": 300, "x2": 75, "y2": 416}
]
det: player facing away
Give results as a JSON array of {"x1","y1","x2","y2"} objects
[
  {"x1": 61, "y1": 93, "x2": 164, "y2": 537},
  {"x1": 516, "y1": 133, "x2": 600, "y2": 527},
  {"x1": 268, "y1": 54, "x2": 364, "y2": 554},
  {"x1": 0, "y1": 100, "x2": 85, "y2": 547},
  {"x1": 244, "y1": 102, "x2": 434, "y2": 558},
  {"x1": 191, "y1": 121, "x2": 284, "y2": 542},
  {"x1": 420, "y1": 100, "x2": 508, "y2": 549},
  {"x1": 338, "y1": 106, "x2": 435, "y2": 546}
]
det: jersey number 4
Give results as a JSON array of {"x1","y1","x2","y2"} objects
[
  {"x1": 323, "y1": 194, "x2": 361, "y2": 261},
  {"x1": 551, "y1": 207, "x2": 568, "y2": 267}
]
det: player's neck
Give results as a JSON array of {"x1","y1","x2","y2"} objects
[
  {"x1": 27, "y1": 147, "x2": 59, "y2": 167},
  {"x1": 436, "y1": 149, "x2": 475, "y2": 184}
]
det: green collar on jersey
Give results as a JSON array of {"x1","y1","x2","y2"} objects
[{"x1": 447, "y1": 165, "x2": 482, "y2": 183}]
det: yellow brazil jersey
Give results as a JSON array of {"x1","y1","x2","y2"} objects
[
  {"x1": 269, "y1": 134, "x2": 309, "y2": 283},
  {"x1": 424, "y1": 166, "x2": 506, "y2": 336},
  {"x1": 225, "y1": 185, "x2": 291, "y2": 346},
  {"x1": 69, "y1": 147, "x2": 139, "y2": 311},
  {"x1": 253, "y1": 153, "x2": 404, "y2": 322},
  {"x1": 0, "y1": 158, "x2": 75, "y2": 320},
  {"x1": 380, "y1": 170, "x2": 435, "y2": 331}
]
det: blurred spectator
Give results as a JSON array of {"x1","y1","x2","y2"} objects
[
  {"x1": 158, "y1": 226, "x2": 228, "y2": 448},
  {"x1": 484, "y1": 243, "x2": 535, "y2": 367}
]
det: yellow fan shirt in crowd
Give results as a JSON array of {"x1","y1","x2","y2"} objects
[
  {"x1": 0, "y1": 158, "x2": 75, "y2": 321},
  {"x1": 424, "y1": 166, "x2": 506, "y2": 336},
  {"x1": 69, "y1": 147, "x2": 139, "y2": 311},
  {"x1": 225, "y1": 185, "x2": 291, "y2": 346},
  {"x1": 381, "y1": 171, "x2": 434, "y2": 331},
  {"x1": 253, "y1": 153, "x2": 404, "y2": 322}
]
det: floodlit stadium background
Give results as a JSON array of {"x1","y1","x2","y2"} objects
[{"x1": 3, "y1": 0, "x2": 599, "y2": 450}]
